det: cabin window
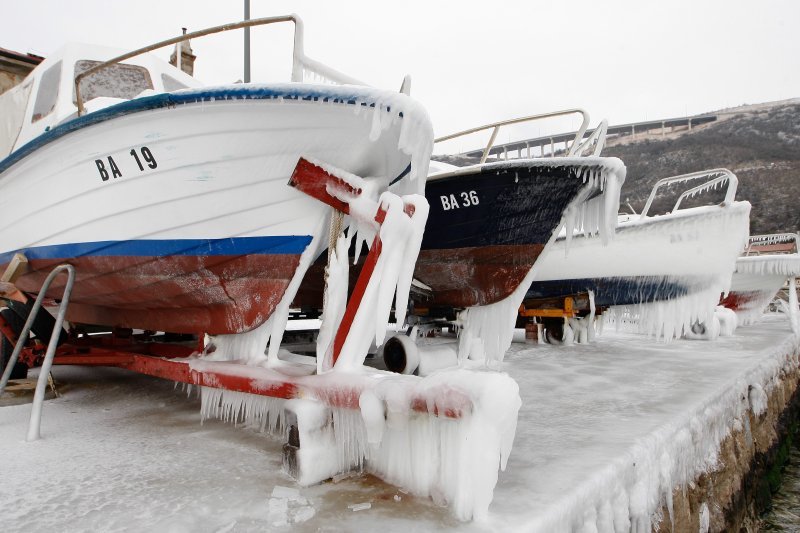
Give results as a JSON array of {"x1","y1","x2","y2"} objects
[
  {"x1": 73, "y1": 60, "x2": 153, "y2": 104},
  {"x1": 31, "y1": 61, "x2": 62, "y2": 123},
  {"x1": 161, "y1": 74, "x2": 187, "y2": 92}
]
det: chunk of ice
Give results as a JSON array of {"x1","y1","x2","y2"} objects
[
  {"x1": 271, "y1": 485, "x2": 301, "y2": 500},
  {"x1": 348, "y1": 502, "x2": 372, "y2": 512},
  {"x1": 292, "y1": 505, "x2": 316, "y2": 523}
]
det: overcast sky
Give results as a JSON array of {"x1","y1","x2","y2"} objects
[{"x1": 4, "y1": 0, "x2": 799, "y2": 141}]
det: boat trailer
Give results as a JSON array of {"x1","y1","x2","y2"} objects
[{"x1": 518, "y1": 292, "x2": 601, "y2": 343}]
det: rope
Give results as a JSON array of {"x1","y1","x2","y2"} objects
[{"x1": 323, "y1": 209, "x2": 345, "y2": 310}]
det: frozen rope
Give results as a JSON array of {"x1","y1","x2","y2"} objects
[{"x1": 323, "y1": 209, "x2": 346, "y2": 311}]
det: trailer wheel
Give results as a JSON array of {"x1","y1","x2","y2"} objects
[
  {"x1": 690, "y1": 321, "x2": 706, "y2": 335},
  {"x1": 543, "y1": 318, "x2": 564, "y2": 344},
  {"x1": 0, "y1": 309, "x2": 28, "y2": 379},
  {"x1": 382, "y1": 334, "x2": 420, "y2": 375}
]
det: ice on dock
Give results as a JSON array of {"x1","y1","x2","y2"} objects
[{"x1": 1, "y1": 315, "x2": 798, "y2": 530}]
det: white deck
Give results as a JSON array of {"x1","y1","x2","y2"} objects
[{"x1": 1, "y1": 314, "x2": 798, "y2": 531}]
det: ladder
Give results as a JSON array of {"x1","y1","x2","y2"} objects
[{"x1": 0, "y1": 263, "x2": 75, "y2": 441}]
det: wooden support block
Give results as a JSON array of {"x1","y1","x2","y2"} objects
[
  {"x1": 1, "y1": 253, "x2": 28, "y2": 283},
  {"x1": 282, "y1": 399, "x2": 347, "y2": 486}
]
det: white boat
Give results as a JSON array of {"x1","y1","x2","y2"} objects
[
  {"x1": 721, "y1": 233, "x2": 800, "y2": 324},
  {"x1": 526, "y1": 169, "x2": 751, "y2": 340},
  {"x1": 0, "y1": 16, "x2": 433, "y2": 335}
]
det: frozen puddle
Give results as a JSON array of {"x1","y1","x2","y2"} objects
[{"x1": 0, "y1": 315, "x2": 797, "y2": 531}]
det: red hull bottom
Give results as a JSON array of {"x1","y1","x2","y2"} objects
[
  {"x1": 293, "y1": 243, "x2": 544, "y2": 310},
  {"x1": 720, "y1": 290, "x2": 775, "y2": 313},
  {"x1": 5, "y1": 254, "x2": 303, "y2": 335},
  {"x1": 414, "y1": 244, "x2": 545, "y2": 307}
]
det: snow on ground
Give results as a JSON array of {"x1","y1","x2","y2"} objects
[{"x1": 1, "y1": 314, "x2": 798, "y2": 532}]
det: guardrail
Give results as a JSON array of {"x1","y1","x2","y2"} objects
[
  {"x1": 434, "y1": 109, "x2": 593, "y2": 164},
  {"x1": 744, "y1": 233, "x2": 799, "y2": 255},
  {"x1": 640, "y1": 168, "x2": 738, "y2": 218},
  {"x1": 75, "y1": 14, "x2": 365, "y2": 116},
  {"x1": 461, "y1": 114, "x2": 718, "y2": 161}
]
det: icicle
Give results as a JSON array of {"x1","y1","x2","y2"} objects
[
  {"x1": 200, "y1": 387, "x2": 286, "y2": 434},
  {"x1": 364, "y1": 369, "x2": 521, "y2": 521},
  {"x1": 790, "y1": 277, "x2": 799, "y2": 337},
  {"x1": 606, "y1": 282, "x2": 728, "y2": 341},
  {"x1": 587, "y1": 289, "x2": 597, "y2": 342}
]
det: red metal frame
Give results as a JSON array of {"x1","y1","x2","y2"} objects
[
  {"x1": 44, "y1": 342, "x2": 468, "y2": 418},
  {"x1": 0, "y1": 313, "x2": 18, "y2": 347},
  {"x1": 289, "y1": 157, "x2": 416, "y2": 367}
]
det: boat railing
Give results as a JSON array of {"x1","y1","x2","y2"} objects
[
  {"x1": 743, "y1": 233, "x2": 799, "y2": 256},
  {"x1": 433, "y1": 109, "x2": 594, "y2": 165},
  {"x1": 640, "y1": 168, "x2": 738, "y2": 218},
  {"x1": 75, "y1": 14, "x2": 364, "y2": 116},
  {"x1": 572, "y1": 119, "x2": 608, "y2": 157}
]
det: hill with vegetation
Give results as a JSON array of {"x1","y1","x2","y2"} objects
[
  {"x1": 603, "y1": 99, "x2": 800, "y2": 235},
  {"x1": 434, "y1": 99, "x2": 799, "y2": 235}
]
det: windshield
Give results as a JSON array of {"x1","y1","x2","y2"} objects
[{"x1": 73, "y1": 60, "x2": 153, "y2": 103}]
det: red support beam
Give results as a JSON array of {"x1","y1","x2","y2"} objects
[
  {"x1": 288, "y1": 157, "x2": 361, "y2": 215},
  {"x1": 47, "y1": 344, "x2": 469, "y2": 419},
  {"x1": 331, "y1": 236, "x2": 382, "y2": 365}
]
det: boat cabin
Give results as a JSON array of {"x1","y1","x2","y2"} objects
[{"x1": 0, "y1": 43, "x2": 200, "y2": 158}]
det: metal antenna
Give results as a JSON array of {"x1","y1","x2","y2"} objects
[{"x1": 244, "y1": 0, "x2": 251, "y2": 82}]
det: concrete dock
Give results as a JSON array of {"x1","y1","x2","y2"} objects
[{"x1": 1, "y1": 315, "x2": 798, "y2": 531}]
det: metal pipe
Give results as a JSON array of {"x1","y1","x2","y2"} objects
[
  {"x1": 435, "y1": 108, "x2": 589, "y2": 144},
  {"x1": 244, "y1": 0, "x2": 251, "y2": 83},
  {"x1": 176, "y1": 28, "x2": 185, "y2": 72},
  {"x1": 480, "y1": 126, "x2": 500, "y2": 164},
  {"x1": 640, "y1": 169, "x2": 737, "y2": 218},
  {"x1": 75, "y1": 15, "x2": 298, "y2": 115},
  {"x1": 26, "y1": 264, "x2": 76, "y2": 441}
]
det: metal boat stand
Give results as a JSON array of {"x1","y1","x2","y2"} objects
[{"x1": 0, "y1": 263, "x2": 75, "y2": 441}]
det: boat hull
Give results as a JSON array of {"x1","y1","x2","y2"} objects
[
  {"x1": 526, "y1": 202, "x2": 752, "y2": 309},
  {"x1": 414, "y1": 159, "x2": 619, "y2": 307},
  {"x1": 0, "y1": 85, "x2": 427, "y2": 334},
  {"x1": 721, "y1": 254, "x2": 800, "y2": 324}
]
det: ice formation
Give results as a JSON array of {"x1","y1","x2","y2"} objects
[
  {"x1": 522, "y1": 329, "x2": 800, "y2": 532},
  {"x1": 790, "y1": 277, "x2": 800, "y2": 337},
  {"x1": 716, "y1": 306, "x2": 739, "y2": 336},
  {"x1": 607, "y1": 282, "x2": 727, "y2": 341},
  {"x1": 198, "y1": 367, "x2": 521, "y2": 522},
  {"x1": 363, "y1": 370, "x2": 521, "y2": 521},
  {"x1": 317, "y1": 181, "x2": 430, "y2": 371},
  {"x1": 736, "y1": 255, "x2": 800, "y2": 278},
  {"x1": 559, "y1": 159, "x2": 625, "y2": 246},
  {"x1": 485, "y1": 157, "x2": 626, "y2": 244},
  {"x1": 727, "y1": 241, "x2": 799, "y2": 326}
]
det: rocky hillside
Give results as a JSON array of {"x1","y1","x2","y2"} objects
[{"x1": 603, "y1": 100, "x2": 800, "y2": 235}]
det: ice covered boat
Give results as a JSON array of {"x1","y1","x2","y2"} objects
[
  {"x1": 720, "y1": 233, "x2": 800, "y2": 325},
  {"x1": 524, "y1": 168, "x2": 751, "y2": 341},
  {"x1": 0, "y1": 16, "x2": 432, "y2": 335},
  {"x1": 372, "y1": 111, "x2": 626, "y2": 369}
]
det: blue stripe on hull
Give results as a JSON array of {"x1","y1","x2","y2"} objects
[
  {"x1": 526, "y1": 277, "x2": 692, "y2": 307},
  {"x1": 0, "y1": 235, "x2": 313, "y2": 264}
]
